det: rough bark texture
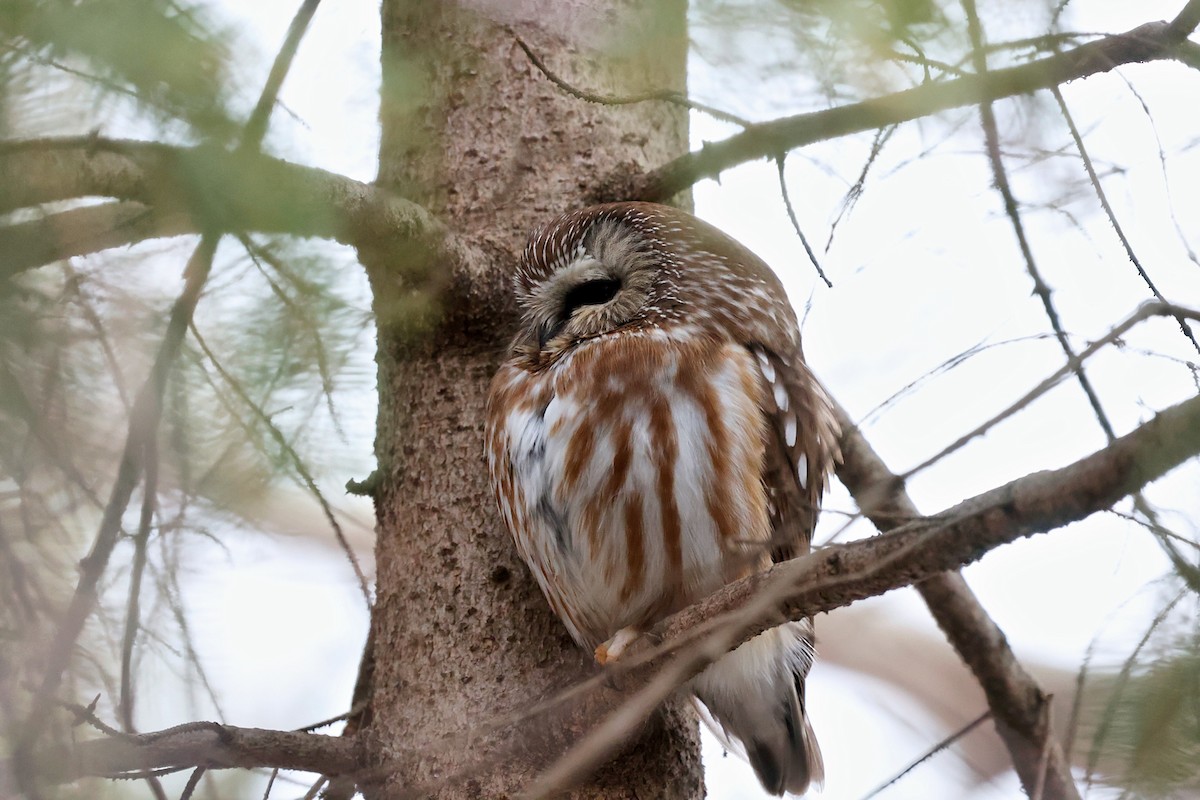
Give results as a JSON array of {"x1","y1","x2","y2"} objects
[{"x1": 362, "y1": 1, "x2": 697, "y2": 797}]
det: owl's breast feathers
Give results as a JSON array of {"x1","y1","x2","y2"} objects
[{"x1": 486, "y1": 331, "x2": 775, "y2": 649}]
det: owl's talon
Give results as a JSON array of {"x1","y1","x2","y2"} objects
[{"x1": 595, "y1": 626, "x2": 641, "y2": 665}]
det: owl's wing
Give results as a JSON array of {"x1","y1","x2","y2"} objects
[{"x1": 748, "y1": 344, "x2": 840, "y2": 563}]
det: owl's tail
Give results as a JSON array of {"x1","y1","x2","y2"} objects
[{"x1": 690, "y1": 619, "x2": 823, "y2": 797}]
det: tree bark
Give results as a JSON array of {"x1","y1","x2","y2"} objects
[{"x1": 361, "y1": 1, "x2": 696, "y2": 797}]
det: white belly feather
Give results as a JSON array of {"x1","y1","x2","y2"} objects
[{"x1": 491, "y1": 333, "x2": 770, "y2": 650}]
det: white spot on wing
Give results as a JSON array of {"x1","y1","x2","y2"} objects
[
  {"x1": 773, "y1": 381, "x2": 788, "y2": 411},
  {"x1": 784, "y1": 414, "x2": 797, "y2": 448},
  {"x1": 755, "y1": 351, "x2": 775, "y2": 384},
  {"x1": 797, "y1": 452, "x2": 809, "y2": 489}
]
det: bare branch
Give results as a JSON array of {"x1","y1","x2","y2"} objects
[
  {"x1": 508, "y1": 28, "x2": 750, "y2": 127},
  {"x1": 0, "y1": 137, "x2": 442, "y2": 269},
  {"x1": 609, "y1": 20, "x2": 1194, "y2": 202},
  {"x1": 0, "y1": 202, "x2": 194, "y2": 279},
  {"x1": 960, "y1": 0, "x2": 1118, "y2": 448},
  {"x1": 525, "y1": 389, "x2": 1200, "y2": 796},
  {"x1": 775, "y1": 156, "x2": 832, "y2": 287},
  {"x1": 834, "y1": 398, "x2": 1081, "y2": 800},
  {"x1": 11, "y1": 724, "x2": 360, "y2": 788},
  {"x1": 1051, "y1": 85, "x2": 1200, "y2": 355},
  {"x1": 13, "y1": 4, "x2": 332, "y2": 790}
]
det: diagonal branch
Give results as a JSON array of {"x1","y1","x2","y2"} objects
[
  {"x1": 962, "y1": 0, "x2": 1117, "y2": 452},
  {"x1": 605, "y1": 18, "x2": 1196, "y2": 202},
  {"x1": 523, "y1": 389, "x2": 1200, "y2": 797},
  {"x1": 834, "y1": 399, "x2": 1081, "y2": 800},
  {"x1": 17, "y1": 391, "x2": 1200, "y2": 794},
  {"x1": 14, "y1": 237, "x2": 220, "y2": 778},
  {"x1": 13, "y1": 2, "x2": 330, "y2": 790},
  {"x1": 1050, "y1": 85, "x2": 1200, "y2": 356}
]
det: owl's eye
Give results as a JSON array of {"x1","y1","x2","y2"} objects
[
  {"x1": 536, "y1": 277, "x2": 622, "y2": 349},
  {"x1": 561, "y1": 277, "x2": 621, "y2": 317}
]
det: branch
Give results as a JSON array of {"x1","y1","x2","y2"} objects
[
  {"x1": 526, "y1": 389, "x2": 1200, "y2": 797},
  {"x1": 833, "y1": 400, "x2": 1080, "y2": 800},
  {"x1": 4, "y1": 724, "x2": 360, "y2": 789},
  {"x1": 34, "y1": 392, "x2": 1199, "y2": 796},
  {"x1": 0, "y1": 137, "x2": 442, "y2": 270},
  {"x1": 0, "y1": 202, "x2": 193, "y2": 279},
  {"x1": 677, "y1": 391, "x2": 1200, "y2": 651},
  {"x1": 508, "y1": 28, "x2": 750, "y2": 127},
  {"x1": 1050, "y1": 85, "x2": 1200, "y2": 355},
  {"x1": 13, "y1": 6, "x2": 336, "y2": 795},
  {"x1": 1166, "y1": 0, "x2": 1200, "y2": 40},
  {"x1": 606, "y1": 19, "x2": 1194, "y2": 202}
]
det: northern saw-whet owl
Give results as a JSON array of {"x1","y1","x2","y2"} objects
[{"x1": 485, "y1": 202, "x2": 839, "y2": 796}]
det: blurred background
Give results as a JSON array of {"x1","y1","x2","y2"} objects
[{"x1": 1, "y1": 1, "x2": 1198, "y2": 797}]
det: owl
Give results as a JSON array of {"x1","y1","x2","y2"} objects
[{"x1": 485, "y1": 202, "x2": 839, "y2": 796}]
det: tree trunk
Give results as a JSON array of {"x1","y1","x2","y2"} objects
[{"x1": 360, "y1": 1, "x2": 697, "y2": 796}]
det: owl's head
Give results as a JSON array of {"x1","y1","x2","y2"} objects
[
  {"x1": 515, "y1": 218, "x2": 658, "y2": 360},
  {"x1": 508, "y1": 202, "x2": 796, "y2": 366}
]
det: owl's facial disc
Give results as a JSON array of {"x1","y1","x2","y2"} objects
[{"x1": 520, "y1": 221, "x2": 657, "y2": 359}]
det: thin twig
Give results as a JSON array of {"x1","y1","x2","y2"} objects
[
  {"x1": 901, "y1": 302, "x2": 1200, "y2": 479},
  {"x1": 619, "y1": 18, "x2": 1194, "y2": 201},
  {"x1": 508, "y1": 28, "x2": 751, "y2": 128},
  {"x1": 118, "y1": 442, "x2": 168, "y2": 800},
  {"x1": 859, "y1": 710, "x2": 992, "y2": 800},
  {"x1": 826, "y1": 125, "x2": 895, "y2": 254},
  {"x1": 119, "y1": 442, "x2": 156, "y2": 733},
  {"x1": 179, "y1": 766, "x2": 206, "y2": 800},
  {"x1": 857, "y1": 333, "x2": 1053, "y2": 428},
  {"x1": 262, "y1": 768, "x2": 280, "y2": 800},
  {"x1": 1114, "y1": 73, "x2": 1200, "y2": 269},
  {"x1": 1109, "y1": 509, "x2": 1200, "y2": 552},
  {"x1": 775, "y1": 155, "x2": 832, "y2": 287},
  {"x1": 189, "y1": 324, "x2": 371, "y2": 604},
  {"x1": 962, "y1": 0, "x2": 1117, "y2": 447},
  {"x1": 296, "y1": 699, "x2": 370, "y2": 733},
  {"x1": 1050, "y1": 83, "x2": 1200, "y2": 356}
]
